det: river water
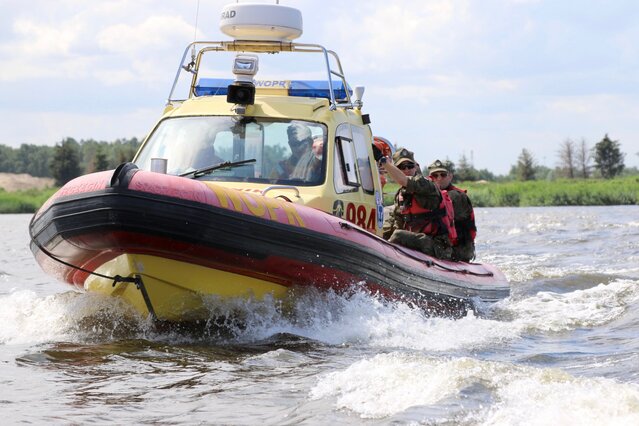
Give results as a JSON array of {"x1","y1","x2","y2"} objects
[{"x1": 1, "y1": 206, "x2": 639, "y2": 425}]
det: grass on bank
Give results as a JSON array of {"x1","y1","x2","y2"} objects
[
  {"x1": 1, "y1": 176, "x2": 637, "y2": 213},
  {"x1": 0, "y1": 188, "x2": 58, "y2": 213},
  {"x1": 382, "y1": 176, "x2": 639, "y2": 207}
]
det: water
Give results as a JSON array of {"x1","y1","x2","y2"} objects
[{"x1": 1, "y1": 206, "x2": 639, "y2": 425}]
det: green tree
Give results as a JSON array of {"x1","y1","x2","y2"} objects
[
  {"x1": 516, "y1": 148, "x2": 536, "y2": 181},
  {"x1": 0, "y1": 145, "x2": 17, "y2": 172},
  {"x1": 112, "y1": 138, "x2": 140, "y2": 165},
  {"x1": 476, "y1": 168, "x2": 495, "y2": 181},
  {"x1": 455, "y1": 153, "x2": 478, "y2": 181},
  {"x1": 93, "y1": 146, "x2": 110, "y2": 171},
  {"x1": 534, "y1": 164, "x2": 553, "y2": 181},
  {"x1": 593, "y1": 134, "x2": 625, "y2": 179},
  {"x1": 444, "y1": 159, "x2": 456, "y2": 176},
  {"x1": 9, "y1": 144, "x2": 53, "y2": 177},
  {"x1": 50, "y1": 138, "x2": 82, "y2": 186}
]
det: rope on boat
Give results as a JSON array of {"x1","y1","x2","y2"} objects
[
  {"x1": 339, "y1": 222, "x2": 493, "y2": 277},
  {"x1": 28, "y1": 215, "x2": 158, "y2": 319}
]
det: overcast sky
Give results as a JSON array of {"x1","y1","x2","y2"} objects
[{"x1": 1, "y1": 0, "x2": 638, "y2": 174}]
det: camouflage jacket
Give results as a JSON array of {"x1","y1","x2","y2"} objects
[
  {"x1": 382, "y1": 174, "x2": 442, "y2": 240},
  {"x1": 444, "y1": 185, "x2": 473, "y2": 224},
  {"x1": 444, "y1": 184, "x2": 476, "y2": 261}
]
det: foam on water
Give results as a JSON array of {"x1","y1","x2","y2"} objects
[
  {"x1": 479, "y1": 251, "x2": 639, "y2": 283},
  {"x1": 0, "y1": 286, "x2": 517, "y2": 351},
  {"x1": 2, "y1": 278, "x2": 636, "y2": 355},
  {"x1": 497, "y1": 279, "x2": 639, "y2": 333},
  {"x1": 0, "y1": 289, "x2": 144, "y2": 345},
  {"x1": 479, "y1": 253, "x2": 566, "y2": 282},
  {"x1": 202, "y1": 288, "x2": 520, "y2": 351},
  {"x1": 309, "y1": 352, "x2": 639, "y2": 423},
  {"x1": 482, "y1": 366, "x2": 639, "y2": 426}
]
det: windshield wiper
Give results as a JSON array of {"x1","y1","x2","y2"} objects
[{"x1": 179, "y1": 159, "x2": 257, "y2": 178}]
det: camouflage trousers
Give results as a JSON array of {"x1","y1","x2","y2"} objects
[{"x1": 389, "y1": 230, "x2": 453, "y2": 260}]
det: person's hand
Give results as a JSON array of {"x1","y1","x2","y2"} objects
[{"x1": 312, "y1": 138, "x2": 324, "y2": 160}]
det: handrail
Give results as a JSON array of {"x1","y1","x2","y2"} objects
[
  {"x1": 261, "y1": 185, "x2": 300, "y2": 198},
  {"x1": 166, "y1": 40, "x2": 355, "y2": 110}
]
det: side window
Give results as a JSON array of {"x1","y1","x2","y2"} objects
[
  {"x1": 333, "y1": 124, "x2": 358, "y2": 194},
  {"x1": 336, "y1": 136, "x2": 359, "y2": 186},
  {"x1": 352, "y1": 126, "x2": 374, "y2": 194}
]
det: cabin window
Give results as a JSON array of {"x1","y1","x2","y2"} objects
[
  {"x1": 134, "y1": 116, "x2": 326, "y2": 186},
  {"x1": 333, "y1": 124, "x2": 356, "y2": 193},
  {"x1": 335, "y1": 136, "x2": 359, "y2": 188},
  {"x1": 352, "y1": 125, "x2": 375, "y2": 194}
]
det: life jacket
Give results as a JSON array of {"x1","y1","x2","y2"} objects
[
  {"x1": 397, "y1": 188, "x2": 457, "y2": 245},
  {"x1": 448, "y1": 184, "x2": 477, "y2": 244}
]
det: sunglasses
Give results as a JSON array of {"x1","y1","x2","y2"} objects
[
  {"x1": 430, "y1": 172, "x2": 448, "y2": 178},
  {"x1": 398, "y1": 163, "x2": 416, "y2": 170}
]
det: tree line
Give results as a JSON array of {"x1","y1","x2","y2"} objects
[
  {"x1": 0, "y1": 137, "x2": 141, "y2": 186},
  {"x1": 0, "y1": 134, "x2": 635, "y2": 187},
  {"x1": 436, "y1": 134, "x2": 635, "y2": 182}
]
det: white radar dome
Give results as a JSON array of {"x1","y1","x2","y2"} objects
[{"x1": 220, "y1": 3, "x2": 303, "y2": 41}]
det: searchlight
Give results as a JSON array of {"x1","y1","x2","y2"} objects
[{"x1": 227, "y1": 54, "x2": 259, "y2": 110}]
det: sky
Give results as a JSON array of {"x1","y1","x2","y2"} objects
[{"x1": 1, "y1": 0, "x2": 638, "y2": 175}]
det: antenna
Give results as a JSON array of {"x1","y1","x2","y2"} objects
[
  {"x1": 192, "y1": 0, "x2": 200, "y2": 45},
  {"x1": 187, "y1": 0, "x2": 201, "y2": 71}
]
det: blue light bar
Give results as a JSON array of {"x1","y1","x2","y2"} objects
[{"x1": 194, "y1": 78, "x2": 351, "y2": 99}]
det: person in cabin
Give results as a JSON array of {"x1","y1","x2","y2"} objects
[
  {"x1": 273, "y1": 123, "x2": 314, "y2": 180},
  {"x1": 428, "y1": 160, "x2": 477, "y2": 262},
  {"x1": 290, "y1": 135, "x2": 324, "y2": 182},
  {"x1": 381, "y1": 148, "x2": 454, "y2": 260},
  {"x1": 192, "y1": 126, "x2": 225, "y2": 169}
]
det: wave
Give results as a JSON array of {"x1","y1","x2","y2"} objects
[
  {"x1": 493, "y1": 278, "x2": 639, "y2": 333},
  {"x1": 0, "y1": 286, "x2": 516, "y2": 351},
  {"x1": 2, "y1": 278, "x2": 637, "y2": 352},
  {"x1": 309, "y1": 352, "x2": 639, "y2": 424}
]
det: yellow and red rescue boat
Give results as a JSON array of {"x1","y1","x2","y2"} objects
[{"x1": 29, "y1": 2, "x2": 509, "y2": 321}]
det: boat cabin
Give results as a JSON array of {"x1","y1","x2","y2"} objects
[{"x1": 132, "y1": 3, "x2": 388, "y2": 236}]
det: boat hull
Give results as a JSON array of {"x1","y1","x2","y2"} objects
[
  {"x1": 85, "y1": 253, "x2": 289, "y2": 321},
  {"x1": 30, "y1": 167, "x2": 509, "y2": 320}
]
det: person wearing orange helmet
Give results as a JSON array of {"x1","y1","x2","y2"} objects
[{"x1": 372, "y1": 136, "x2": 394, "y2": 189}]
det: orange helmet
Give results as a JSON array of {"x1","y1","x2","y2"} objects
[{"x1": 373, "y1": 136, "x2": 394, "y2": 158}]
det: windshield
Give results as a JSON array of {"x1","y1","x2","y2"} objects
[{"x1": 135, "y1": 116, "x2": 327, "y2": 185}]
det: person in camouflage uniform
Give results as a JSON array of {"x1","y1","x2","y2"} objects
[
  {"x1": 381, "y1": 148, "x2": 452, "y2": 260},
  {"x1": 428, "y1": 160, "x2": 477, "y2": 262}
]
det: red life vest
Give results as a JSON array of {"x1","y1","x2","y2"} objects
[
  {"x1": 397, "y1": 189, "x2": 458, "y2": 245},
  {"x1": 448, "y1": 184, "x2": 477, "y2": 243}
]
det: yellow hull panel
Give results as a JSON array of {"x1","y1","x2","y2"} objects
[{"x1": 84, "y1": 254, "x2": 289, "y2": 322}]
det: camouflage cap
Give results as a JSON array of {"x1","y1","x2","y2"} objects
[
  {"x1": 392, "y1": 148, "x2": 415, "y2": 166},
  {"x1": 428, "y1": 159, "x2": 448, "y2": 174},
  {"x1": 287, "y1": 123, "x2": 312, "y2": 147}
]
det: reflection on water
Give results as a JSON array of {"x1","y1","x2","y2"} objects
[{"x1": 1, "y1": 207, "x2": 639, "y2": 424}]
